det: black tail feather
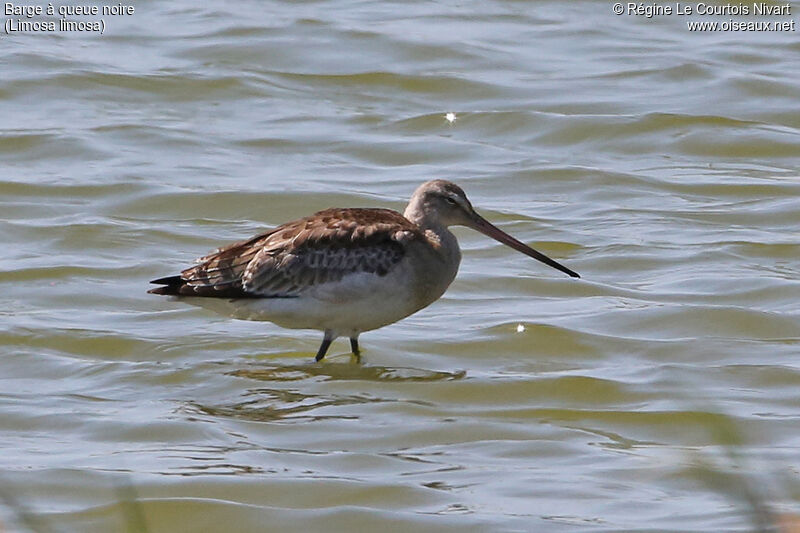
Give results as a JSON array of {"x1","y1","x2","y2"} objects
[
  {"x1": 147, "y1": 275, "x2": 184, "y2": 295},
  {"x1": 148, "y1": 274, "x2": 258, "y2": 298}
]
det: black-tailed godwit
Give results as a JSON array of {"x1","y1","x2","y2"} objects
[{"x1": 149, "y1": 180, "x2": 579, "y2": 361}]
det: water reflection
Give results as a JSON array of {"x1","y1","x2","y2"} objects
[
  {"x1": 190, "y1": 388, "x2": 370, "y2": 423},
  {"x1": 229, "y1": 363, "x2": 467, "y2": 383},
  {"x1": 191, "y1": 362, "x2": 464, "y2": 423}
]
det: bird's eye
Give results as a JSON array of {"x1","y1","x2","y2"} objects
[{"x1": 445, "y1": 197, "x2": 457, "y2": 205}]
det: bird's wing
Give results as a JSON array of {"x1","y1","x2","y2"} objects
[{"x1": 175, "y1": 208, "x2": 421, "y2": 298}]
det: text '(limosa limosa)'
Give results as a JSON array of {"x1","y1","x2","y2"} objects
[{"x1": 149, "y1": 180, "x2": 580, "y2": 361}]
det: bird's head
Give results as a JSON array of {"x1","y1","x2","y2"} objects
[{"x1": 405, "y1": 179, "x2": 580, "y2": 278}]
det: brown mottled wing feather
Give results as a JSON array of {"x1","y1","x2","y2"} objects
[
  {"x1": 155, "y1": 232, "x2": 275, "y2": 297},
  {"x1": 153, "y1": 208, "x2": 421, "y2": 298},
  {"x1": 242, "y1": 208, "x2": 419, "y2": 296}
]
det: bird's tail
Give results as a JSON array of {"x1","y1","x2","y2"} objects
[{"x1": 147, "y1": 276, "x2": 184, "y2": 295}]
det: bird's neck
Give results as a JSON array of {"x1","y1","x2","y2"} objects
[
  {"x1": 404, "y1": 198, "x2": 442, "y2": 232},
  {"x1": 404, "y1": 203, "x2": 460, "y2": 266}
]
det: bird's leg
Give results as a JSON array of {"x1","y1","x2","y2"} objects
[
  {"x1": 349, "y1": 336, "x2": 361, "y2": 363},
  {"x1": 315, "y1": 330, "x2": 334, "y2": 362}
]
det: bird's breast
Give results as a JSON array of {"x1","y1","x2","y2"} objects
[{"x1": 404, "y1": 227, "x2": 461, "y2": 309}]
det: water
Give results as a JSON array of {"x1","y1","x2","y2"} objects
[{"x1": 2, "y1": 1, "x2": 799, "y2": 531}]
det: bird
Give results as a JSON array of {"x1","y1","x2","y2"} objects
[{"x1": 148, "y1": 180, "x2": 579, "y2": 362}]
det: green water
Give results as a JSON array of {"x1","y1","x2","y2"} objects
[{"x1": 1, "y1": 1, "x2": 799, "y2": 531}]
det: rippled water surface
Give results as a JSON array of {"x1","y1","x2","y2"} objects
[{"x1": 2, "y1": 1, "x2": 800, "y2": 531}]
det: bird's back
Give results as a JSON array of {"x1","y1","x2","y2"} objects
[{"x1": 149, "y1": 208, "x2": 424, "y2": 299}]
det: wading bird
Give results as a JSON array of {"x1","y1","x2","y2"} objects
[{"x1": 149, "y1": 180, "x2": 579, "y2": 361}]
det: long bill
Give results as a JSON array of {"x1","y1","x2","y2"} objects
[{"x1": 469, "y1": 213, "x2": 580, "y2": 278}]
